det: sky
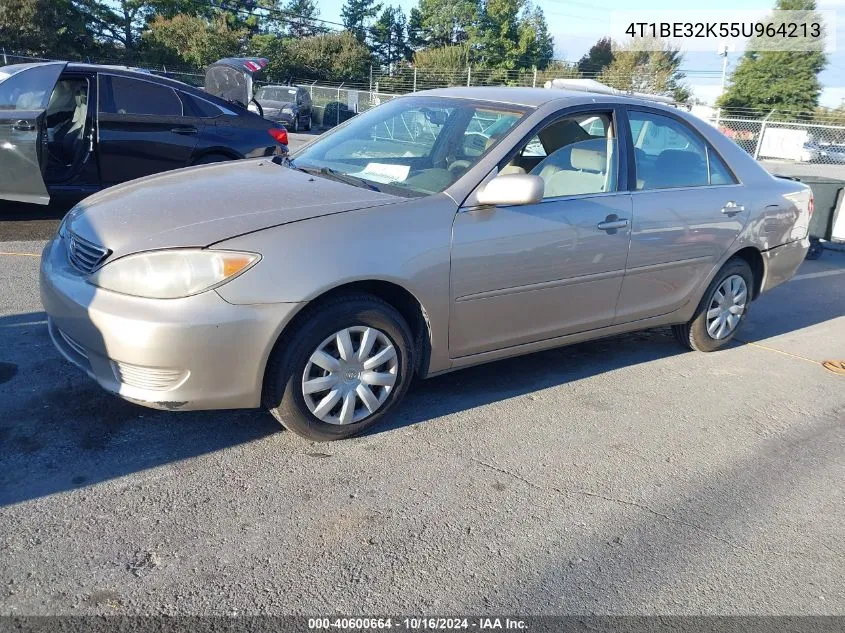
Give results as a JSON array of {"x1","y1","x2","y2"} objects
[{"x1": 314, "y1": 0, "x2": 845, "y2": 108}]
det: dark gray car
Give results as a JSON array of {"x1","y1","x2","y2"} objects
[{"x1": 251, "y1": 85, "x2": 312, "y2": 132}]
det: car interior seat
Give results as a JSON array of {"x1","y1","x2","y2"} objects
[
  {"x1": 531, "y1": 138, "x2": 608, "y2": 198},
  {"x1": 646, "y1": 149, "x2": 707, "y2": 189}
]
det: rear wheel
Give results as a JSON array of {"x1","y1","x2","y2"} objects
[
  {"x1": 673, "y1": 258, "x2": 753, "y2": 352},
  {"x1": 263, "y1": 295, "x2": 414, "y2": 441}
]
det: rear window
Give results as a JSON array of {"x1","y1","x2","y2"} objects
[{"x1": 99, "y1": 75, "x2": 182, "y2": 116}]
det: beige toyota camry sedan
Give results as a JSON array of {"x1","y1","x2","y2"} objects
[{"x1": 41, "y1": 87, "x2": 813, "y2": 440}]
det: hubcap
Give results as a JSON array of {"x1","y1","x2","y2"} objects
[
  {"x1": 706, "y1": 274, "x2": 748, "y2": 340},
  {"x1": 301, "y1": 326, "x2": 398, "y2": 425}
]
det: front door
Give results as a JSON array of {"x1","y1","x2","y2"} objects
[
  {"x1": 449, "y1": 109, "x2": 632, "y2": 358},
  {"x1": 0, "y1": 62, "x2": 66, "y2": 204},
  {"x1": 96, "y1": 74, "x2": 202, "y2": 186},
  {"x1": 614, "y1": 108, "x2": 749, "y2": 323}
]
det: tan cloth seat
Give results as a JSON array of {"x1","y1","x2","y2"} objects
[{"x1": 533, "y1": 142, "x2": 608, "y2": 198}]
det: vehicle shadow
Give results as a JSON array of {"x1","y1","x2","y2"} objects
[
  {"x1": 1, "y1": 253, "x2": 842, "y2": 507},
  {"x1": 0, "y1": 199, "x2": 76, "y2": 242}
]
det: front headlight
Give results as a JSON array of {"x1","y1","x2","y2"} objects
[
  {"x1": 88, "y1": 249, "x2": 260, "y2": 299},
  {"x1": 282, "y1": 106, "x2": 294, "y2": 114}
]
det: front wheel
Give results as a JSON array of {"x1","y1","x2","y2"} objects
[
  {"x1": 263, "y1": 295, "x2": 414, "y2": 441},
  {"x1": 673, "y1": 258, "x2": 753, "y2": 352},
  {"x1": 292, "y1": 115, "x2": 299, "y2": 133}
]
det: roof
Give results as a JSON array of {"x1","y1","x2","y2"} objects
[{"x1": 408, "y1": 86, "x2": 681, "y2": 111}]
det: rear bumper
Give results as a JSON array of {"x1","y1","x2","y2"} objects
[
  {"x1": 762, "y1": 237, "x2": 810, "y2": 293},
  {"x1": 40, "y1": 237, "x2": 301, "y2": 410}
]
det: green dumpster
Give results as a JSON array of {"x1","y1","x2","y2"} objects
[{"x1": 783, "y1": 175, "x2": 843, "y2": 259}]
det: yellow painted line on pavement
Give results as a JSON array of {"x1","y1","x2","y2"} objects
[
  {"x1": 736, "y1": 338, "x2": 821, "y2": 366},
  {"x1": 0, "y1": 251, "x2": 40, "y2": 257}
]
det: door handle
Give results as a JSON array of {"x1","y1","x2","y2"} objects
[
  {"x1": 171, "y1": 126, "x2": 197, "y2": 135},
  {"x1": 597, "y1": 218, "x2": 630, "y2": 231},
  {"x1": 12, "y1": 120, "x2": 35, "y2": 131},
  {"x1": 721, "y1": 201, "x2": 745, "y2": 216}
]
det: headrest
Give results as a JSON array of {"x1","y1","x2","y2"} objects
[
  {"x1": 570, "y1": 147, "x2": 605, "y2": 172},
  {"x1": 654, "y1": 149, "x2": 703, "y2": 171}
]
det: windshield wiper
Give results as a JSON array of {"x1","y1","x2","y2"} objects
[{"x1": 319, "y1": 167, "x2": 381, "y2": 192}]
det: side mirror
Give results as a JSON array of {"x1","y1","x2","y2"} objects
[{"x1": 476, "y1": 174, "x2": 544, "y2": 207}]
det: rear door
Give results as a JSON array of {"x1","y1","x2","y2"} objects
[
  {"x1": 0, "y1": 62, "x2": 66, "y2": 204},
  {"x1": 97, "y1": 73, "x2": 202, "y2": 186},
  {"x1": 614, "y1": 107, "x2": 749, "y2": 323}
]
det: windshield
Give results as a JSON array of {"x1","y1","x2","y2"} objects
[
  {"x1": 292, "y1": 96, "x2": 528, "y2": 197},
  {"x1": 257, "y1": 87, "x2": 297, "y2": 102}
]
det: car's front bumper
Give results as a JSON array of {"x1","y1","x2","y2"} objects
[
  {"x1": 762, "y1": 237, "x2": 810, "y2": 293},
  {"x1": 39, "y1": 238, "x2": 301, "y2": 411},
  {"x1": 267, "y1": 112, "x2": 296, "y2": 126}
]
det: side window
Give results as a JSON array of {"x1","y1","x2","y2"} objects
[
  {"x1": 180, "y1": 92, "x2": 221, "y2": 118},
  {"x1": 708, "y1": 149, "x2": 737, "y2": 185},
  {"x1": 628, "y1": 111, "x2": 710, "y2": 190},
  {"x1": 0, "y1": 66, "x2": 61, "y2": 110},
  {"x1": 506, "y1": 111, "x2": 617, "y2": 198},
  {"x1": 99, "y1": 75, "x2": 182, "y2": 116}
]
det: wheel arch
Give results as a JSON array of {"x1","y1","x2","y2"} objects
[
  {"x1": 190, "y1": 147, "x2": 241, "y2": 164},
  {"x1": 263, "y1": 279, "x2": 433, "y2": 386},
  {"x1": 729, "y1": 246, "x2": 765, "y2": 300}
]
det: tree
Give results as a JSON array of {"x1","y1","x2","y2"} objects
[
  {"x1": 144, "y1": 13, "x2": 245, "y2": 67},
  {"x1": 370, "y1": 6, "x2": 411, "y2": 70},
  {"x1": 412, "y1": 0, "x2": 479, "y2": 48},
  {"x1": 265, "y1": 31, "x2": 373, "y2": 82},
  {"x1": 717, "y1": 0, "x2": 826, "y2": 116},
  {"x1": 72, "y1": 0, "x2": 151, "y2": 51},
  {"x1": 599, "y1": 38, "x2": 689, "y2": 102},
  {"x1": 473, "y1": 0, "x2": 522, "y2": 69},
  {"x1": 0, "y1": 0, "x2": 93, "y2": 57},
  {"x1": 516, "y1": 3, "x2": 553, "y2": 70},
  {"x1": 577, "y1": 37, "x2": 613, "y2": 76},
  {"x1": 340, "y1": 0, "x2": 382, "y2": 43},
  {"x1": 279, "y1": 0, "x2": 326, "y2": 38},
  {"x1": 407, "y1": 7, "x2": 426, "y2": 49}
]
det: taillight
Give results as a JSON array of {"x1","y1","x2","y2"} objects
[
  {"x1": 268, "y1": 128, "x2": 288, "y2": 145},
  {"x1": 808, "y1": 193, "x2": 814, "y2": 218}
]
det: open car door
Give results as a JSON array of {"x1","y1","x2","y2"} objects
[
  {"x1": 0, "y1": 62, "x2": 66, "y2": 205},
  {"x1": 204, "y1": 58, "x2": 268, "y2": 109}
]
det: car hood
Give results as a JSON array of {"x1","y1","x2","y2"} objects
[{"x1": 65, "y1": 159, "x2": 400, "y2": 258}]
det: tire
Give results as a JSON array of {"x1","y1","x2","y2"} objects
[
  {"x1": 305, "y1": 115, "x2": 312, "y2": 131},
  {"x1": 672, "y1": 258, "x2": 753, "y2": 352},
  {"x1": 292, "y1": 115, "x2": 299, "y2": 133},
  {"x1": 263, "y1": 294, "x2": 415, "y2": 441},
  {"x1": 805, "y1": 238, "x2": 824, "y2": 260},
  {"x1": 192, "y1": 153, "x2": 231, "y2": 166}
]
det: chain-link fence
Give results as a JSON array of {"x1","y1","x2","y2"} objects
[
  {"x1": 293, "y1": 81, "x2": 398, "y2": 128},
  {"x1": 711, "y1": 114, "x2": 845, "y2": 169}
]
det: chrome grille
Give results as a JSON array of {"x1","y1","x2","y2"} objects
[
  {"x1": 111, "y1": 361, "x2": 188, "y2": 391},
  {"x1": 66, "y1": 231, "x2": 110, "y2": 274}
]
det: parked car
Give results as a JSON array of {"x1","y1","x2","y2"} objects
[
  {"x1": 0, "y1": 58, "x2": 287, "y2": 205},
  {"x1": 250, "y1": 85, "x2": 313, "y2": 132},
  {"x1": 41, "y1": 87, "x2": 813, "y2": 441}
]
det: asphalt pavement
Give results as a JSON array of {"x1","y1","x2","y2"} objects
[{"x1": 0, "y1": 140, "x2": 844, "y2": 615}]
